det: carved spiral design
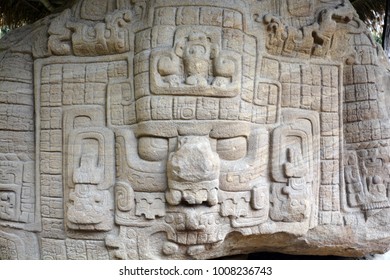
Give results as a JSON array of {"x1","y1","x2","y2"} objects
[{"x1": 115, "y1": 181, "x2": 134, "y2": 212}]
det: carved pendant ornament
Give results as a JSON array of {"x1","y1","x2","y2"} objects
[{"x1": 1, "y1": 0, "x2": 390, "y2": 259}]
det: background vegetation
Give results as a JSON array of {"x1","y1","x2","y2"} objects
[{"x1": 0, "y1": 0, "x2": 389, "y2": 55}]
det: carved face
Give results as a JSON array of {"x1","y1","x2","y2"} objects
[
  {"x1": 183, "y1": 33, "x2": 212, "y2": 60},
  {"x1": 0, "y1": 169, "x2": 14, "y2": 184},
  {"x1": 29, "y1": 0, "x2": 386, "y2": 260}
]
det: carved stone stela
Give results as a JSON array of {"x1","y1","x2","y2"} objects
[{"x1": 1, "y1": 0, "x2": 390, "y2": 259}]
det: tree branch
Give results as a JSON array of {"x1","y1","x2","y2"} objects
[
  {"x1": 38, "y1": 0, "x2": 55, "y2": 12},
  {"x1": 20, "y1": 0, "x2": 41, "y2": 12}
]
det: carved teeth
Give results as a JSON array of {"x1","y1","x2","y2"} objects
[{"x1": 165, "y1": 189, "x2": 182, "y2": 206}]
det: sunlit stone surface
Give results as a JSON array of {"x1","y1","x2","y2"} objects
[{"x1": 1, "y1": 0, "x2": 390, "y2": 259}]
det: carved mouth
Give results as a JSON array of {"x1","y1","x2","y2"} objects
[{"x1": 166, "y1": 179, "x2": 219, "y2": 206}]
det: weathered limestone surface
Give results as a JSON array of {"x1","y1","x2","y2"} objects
[{"x1": 1, "y1": 0, "x2": 390, "y2": 259}]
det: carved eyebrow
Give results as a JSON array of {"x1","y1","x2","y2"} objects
[
  {"x1": 209, "y1": 122, "x2": 251, "y2": 138},
  {"x1": 136, "y1": 121, "x2": 216, "y2": 137},
  {"x1": 135, "y1": 122, "x2": 178, "y2": 138}
]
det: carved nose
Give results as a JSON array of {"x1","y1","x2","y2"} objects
[
  {"x1": 166, "y1": 136, "x2": 220, "y2": 206},
  {"x1": 170, "y1": 136, "x2": 219, "y2": 182}
]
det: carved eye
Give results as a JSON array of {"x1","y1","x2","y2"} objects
[
  {"x1": 138, "y1": 137, "x2": 168, "y2": 161},
  {"x1": 216, "y1": 137, "x2": 247, "y2": 161}
]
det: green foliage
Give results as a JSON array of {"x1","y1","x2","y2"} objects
[
  {"x1": 0, "y1": 26, "x2": 9, "y2": 39},
  {"x1": 0, "y1": 0, "x2": 387, "y2": 27},
  {"x1": 0, "y1": 0, "x2": 49, "y2": 28},
  {"x1": 0, "y1": 0, "x2": 73, "y2": 28},
  {"x1": 350, "y1": 0, "x2": 386, "y2": 22},
  {"x1": 372, "y1": 33, "x2": 383, "y2": 45},
  {"x1": 0, "y1": 0, "x2": 387, "y2": 43},
  {"x1": 350, "y1": 0, "x2": 386, "y2": 48}
]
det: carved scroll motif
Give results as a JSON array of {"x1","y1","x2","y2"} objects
[
  {"x1": 68, "y1": 10, "x2": 134, "y2": 56},
  {"x1": 48, "y1": 8, "x2": 135, "y2": 56},
  {"x1": 0, "y1": 232, "x2": 25, "y2": 260},
  {"x1": 271, "y1": 110, "x2": 320, "y2": 227},
  {"x1": 262, "y1": 5, "x2": 356, "y2": 58},
  {"x1": 0, "y1": 162, "x2": 23, "y2": 223},
  {"x1": 66, "y1": 126, "x2": 115, "y2": 231}
]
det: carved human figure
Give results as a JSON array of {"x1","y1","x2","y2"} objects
[{"x1": 175, "y1": 32, "x2": 218, "y2": 86}]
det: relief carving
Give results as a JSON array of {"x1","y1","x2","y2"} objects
[
  {"x1": 0, "y1": 161, "x2": 25, "y2": 224},
  {"x1": 166, "y1": 136, "x2": 219, "y2": 206},
  {"x1": 66, "y1": 127, "x2": 115, "y2": 231},
  {"x1": 48, "y1": 5, "x2": 138, "y2": 56},
  {"x1": 0, "y1": 191, "x2": 17, "y2": 221},
  {"x1": 67, "y1": 9, "x2": 134, "y2": 56},
  {"x1": 344, "y1": 151, "x2": 364, "y2": 208},
  {"x1": 353, "y1": 147, "x2": 390, "y2": 217},
  {"x1": 151, "y1": 27, "x2": 242, "y2": 97},
  {"x1": 271, "y1": 110, "x2": 319, "y2": 226},
  {"x1": 262, "y1": 4, "x2": 357, "y2": 58},
  {"x1": 2, "y1": 0, "x2": 390, "y2": 259}
]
